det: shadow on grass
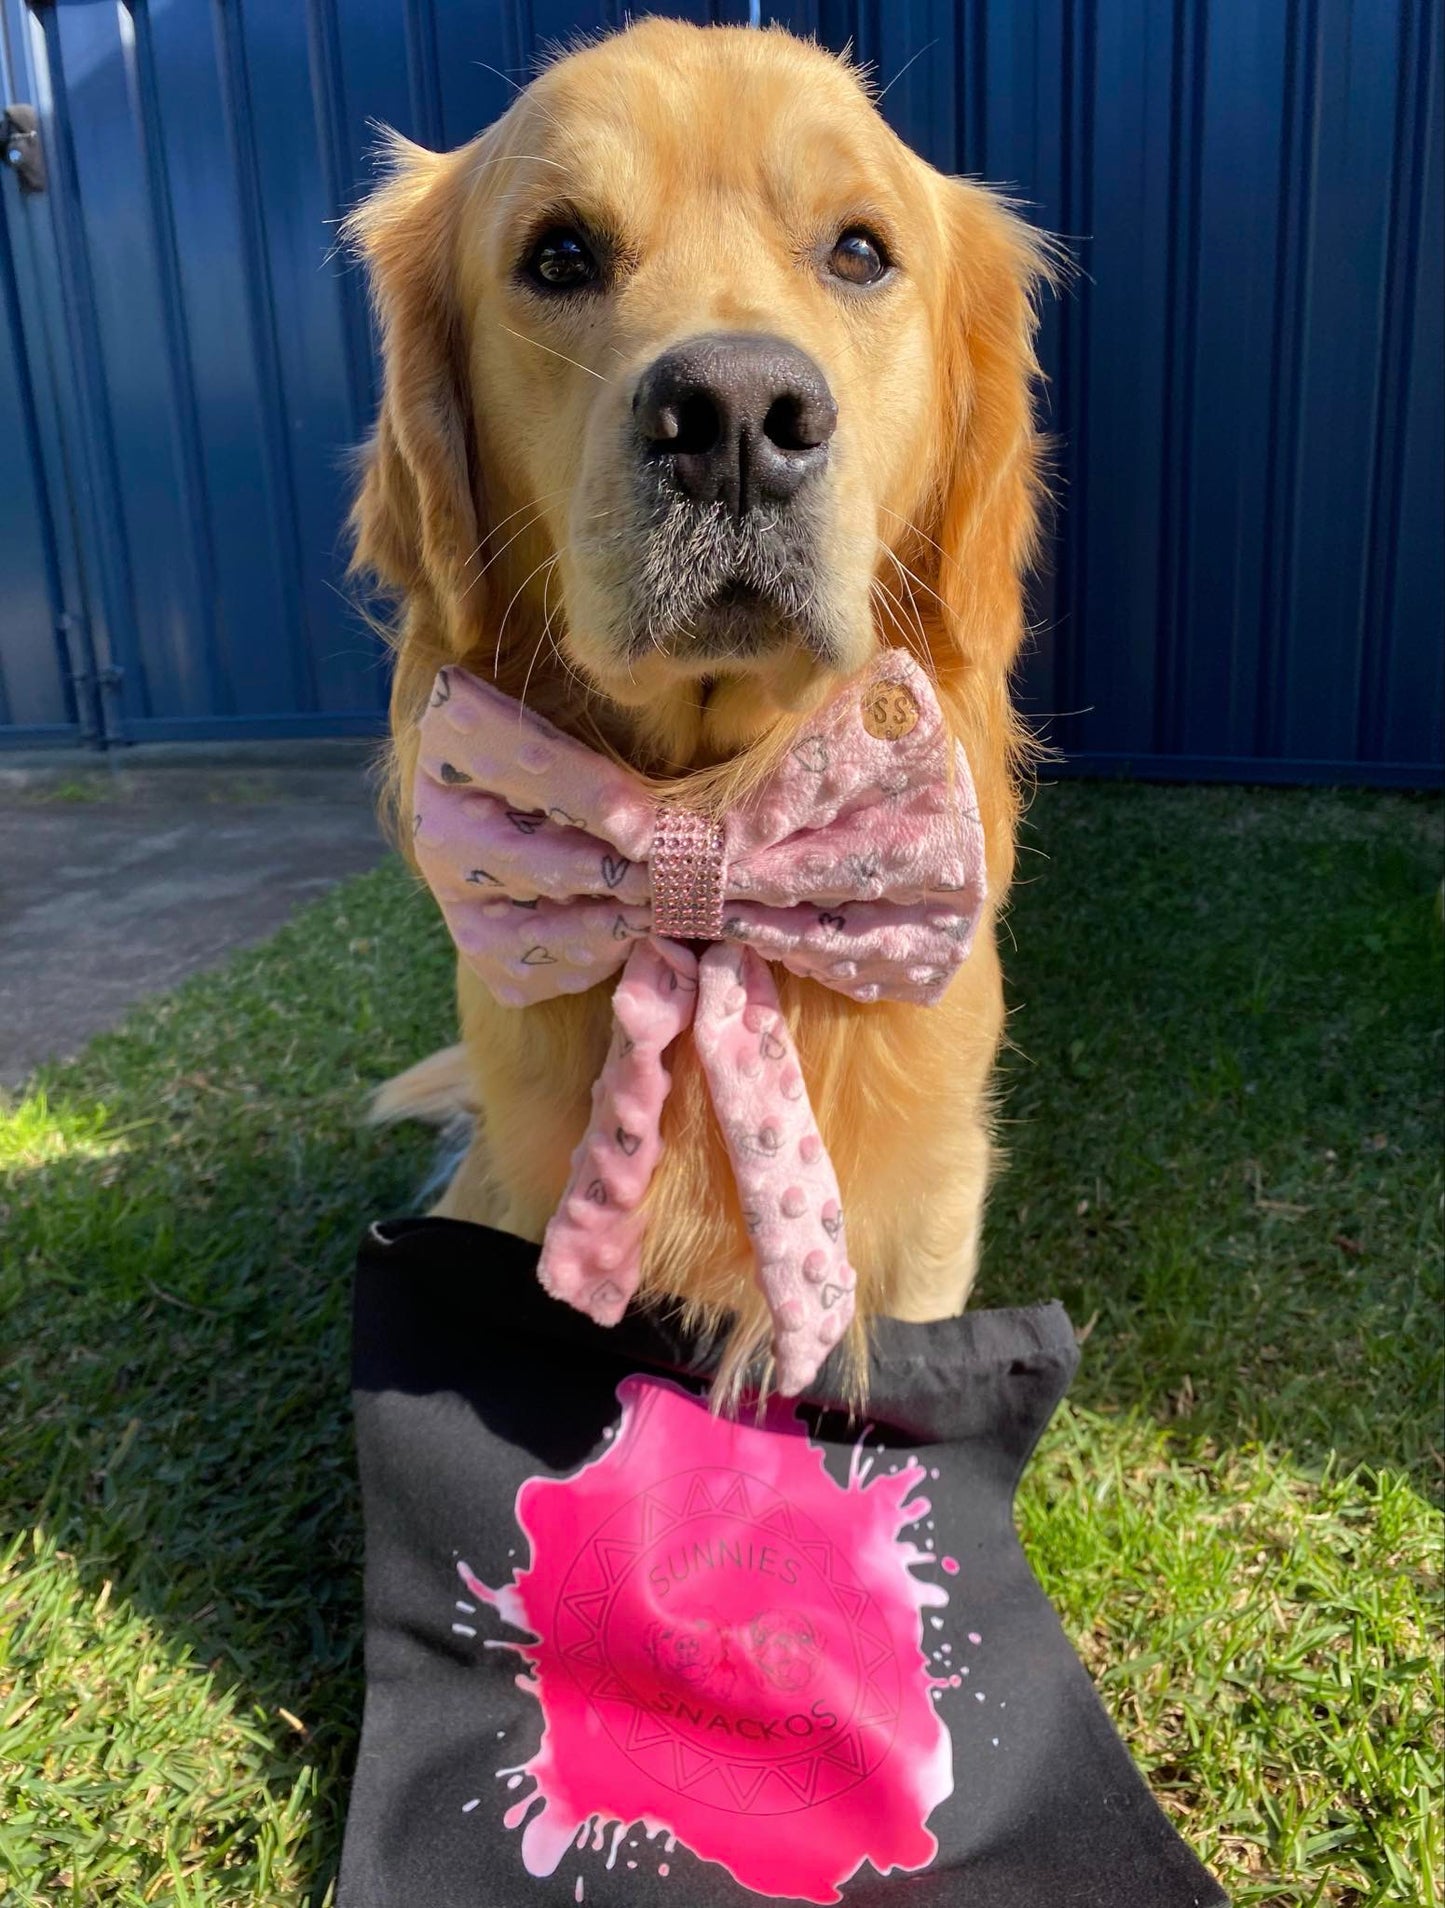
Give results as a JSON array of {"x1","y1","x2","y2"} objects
[
  {"x1": 0, "y1": 786, "x2": 1440, "y2": 1900},
  {"x1": 978, "y1": 783, "x2": 1444, "y2": 1492},
  {"x1": 1, "y1": 865, "x2": 451, "y2": 1900}
]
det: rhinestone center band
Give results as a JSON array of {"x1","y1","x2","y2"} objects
[{"x1": 650, "y1": 805, "x2": 727, "y2": 941}]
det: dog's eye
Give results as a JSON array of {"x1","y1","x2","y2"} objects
[
  {"x1": 828, "y1": 229, "x2": 890, "y2": 287},
  {"x1": 525, "y1": 226, "x2": 599, "y2": 291}
]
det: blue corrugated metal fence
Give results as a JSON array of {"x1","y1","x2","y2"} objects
[{"x1": 1, "y1": 0, "x2": 1440, "y2": 782}]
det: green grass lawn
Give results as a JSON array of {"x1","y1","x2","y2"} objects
[{"x1": 1, "y1": 782, "x2": 1440, "y2": 1906}]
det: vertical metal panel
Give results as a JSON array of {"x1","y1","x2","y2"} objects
[
  {"x1": 1, "y1": 0, "x2": 1439, "y2": 778},
  {"x1": 1060, "y1": 0, "x2": 1167, "y2": 760},
  {"x1": 1169, "y1": 1, "x2": 1291, "y2": 762},
  {"x1": 1, "y1": 0, "x2": 106, "y2": 743},
  {"x1": 1363, "y1": 0, "x2": 1443, "y2": 770},
  {"x1": 221, "y1": 0, "x2": 366, "y2": 720},
  {"x1": 17, "y1": 2, "x2": 137, "y2": 744},
  {"x1": 1277, "y1": 0, "x2": 1398, "y2": 764},
  {"x1": 0, "y1": 185, "x2": 71, "y2": 735},
  {"x1": 433, "y1": 5, "x2": 519, "y2": 147},
  {"x1": 49, "y1": 0, "x2": 203, "y2": 722},
  {"x1": 790, "y1": 0, "x2": 1443, "y2": 783},
  {"x1": 0, "y1": 0, "x2": 69, "y2": 737},
  {"x1": 138, "y1": 0, "x2": 304, "y2": 719}
]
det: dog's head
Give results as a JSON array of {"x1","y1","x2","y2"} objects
[{"x1": 349, "y1": 20, "x2": 1048, "y2": 792}]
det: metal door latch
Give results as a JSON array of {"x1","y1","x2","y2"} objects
[{"x1": 2, "y1": 105, "x2": 45, "y2": 193}]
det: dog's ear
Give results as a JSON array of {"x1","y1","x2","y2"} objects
[
  {"x1": 346, "y1": 134, "x2": 481, "y2": 646},
  {"x1": 922, "y1": 180, "x2": 1054, "y2": 875},
  {"x1": 928, "y1": 179, "x2": 1052, "y2": 676}
]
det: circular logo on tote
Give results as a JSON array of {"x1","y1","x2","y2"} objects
[
  {"x1": 549, "y1": 1463, "x2": 902, "y2": 1815},
  {"x1": 860, "y1": 680, "x2": 920, "y2": 741},
  {"x1": 466, "y1": 1376, "x2": 956, "y2": 1901}
]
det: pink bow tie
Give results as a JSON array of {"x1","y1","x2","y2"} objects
[{"x1": 412, "y1": 649, "x2": 986, "y2": 1394}]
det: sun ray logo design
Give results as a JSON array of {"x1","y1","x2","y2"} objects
[{"x1": 456, "y1": 1376, "x2": 958, "y2": 1903}]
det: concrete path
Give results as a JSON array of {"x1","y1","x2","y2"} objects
[{"x1": 0, "y1": 743, "x2": 389, "y2": 1089}]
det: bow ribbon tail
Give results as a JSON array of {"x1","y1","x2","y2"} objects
[
  {"x1": 693, "y1": 946, "x2": 856, "y2": 1397},
  {"x1": 537, "y1": 939, "x2": 698, "y2": 1326}
]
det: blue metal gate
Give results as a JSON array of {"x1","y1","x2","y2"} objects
[{"x1": 2, "y1": 0, "x2": 1440, "y2": 782}]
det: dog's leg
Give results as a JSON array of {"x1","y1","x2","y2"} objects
[
  {"x1": 880, "y1": 1113, "x2": 993, "y2": 1320},
  {"x1": 428, "y1": 963, "x2": 610, "y2": 1238},
  {"x1": 429, "y1": 1124, "x2": 517, "y2": 1230},
  {"x1": 824, "y1": 931, "x2": 1005, "y2": 1325}
]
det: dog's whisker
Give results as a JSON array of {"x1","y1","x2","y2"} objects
[
  {"x1": 515, "y1": 555, "x2": 568, "y2": 716},
  {"x1": 876, "y1": 546, "x2": 936, "y2": 668},
  {"x1": 458, "y1": 505, "x2": 558, "y2": 621},
  {"x1": 497, "y1": 324, "x2": 611, "y2": 383},
  {"x1": 493, "y1": 547, "x2": 567, "y2": 683},
  {"x1": 868, "y1": 577, "x2": 908, "y2": 653},
  {"x1": 869, "y1": 575, "x2": 913, "y2": 654},
  {"x1": 878, "y1": 504, "x2": 965, "y2": 581},
  {"x1": 459, "y1": 502, "x2": 554, "y2": 588},
  {"x1": 871, "y1": 589, "x2": 918, "y2": 671},
  {"x1": 873, "y1": 37, "x2": 939, "y2": 104},
  {"x1": 536, "y1": 556, "x2": 591, "y2": 701},
  {"x1": 469, "y1": 59, "x2": 528, "y2": 99},
  {"x1": 469, "y1": 488, "x2": 569, "y2": 558},
  {"x1": 470, "y1": 149, "x2": 571, "y2": 174},
  {"x1": 872, "y1": 571, "x2": 938, "y2": 689},
  {"x1": 883, "y1": 540, "x2": 951, "y2": 629},
  {"x1": 877, "y1": 544, "x2": 940, "y2": 680}
]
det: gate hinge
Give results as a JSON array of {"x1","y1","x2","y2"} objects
[{"x1": 2, "y1": 104, "x2": 45, "y2": 195}]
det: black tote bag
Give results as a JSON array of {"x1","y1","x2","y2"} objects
[{"x1": 341, "y1": 1217, "x2": 1226, "y2": 1908}]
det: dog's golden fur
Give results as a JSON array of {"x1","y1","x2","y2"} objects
[{"x1": 348, "y1": 21, "x2": 1049, "y2": 1389}]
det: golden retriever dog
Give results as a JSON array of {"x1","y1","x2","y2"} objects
[{"x1": 349, "y1": 19, "x2": 1049, "y2": 1389}]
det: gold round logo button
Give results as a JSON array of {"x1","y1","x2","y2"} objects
[{"x1": 860, "y1": 680, "x2": 919, "y2": 741}]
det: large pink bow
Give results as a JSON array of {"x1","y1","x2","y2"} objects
[{"x1": 412, "y1": 649, "x2": 986, "y2": 1394}]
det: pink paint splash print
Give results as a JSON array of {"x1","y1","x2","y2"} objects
[{"x1": 458, "y1": 1377, "x2": 954, "y2": 1903}]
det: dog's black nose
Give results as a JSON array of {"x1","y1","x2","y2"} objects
[{"x1": 634, "y1": 333, "x2": 837, "y2": 515}]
